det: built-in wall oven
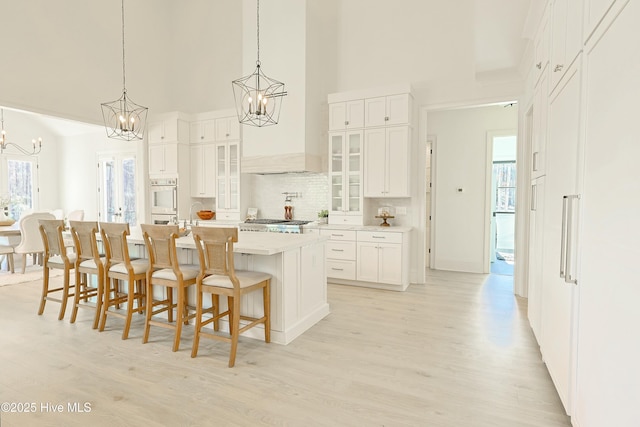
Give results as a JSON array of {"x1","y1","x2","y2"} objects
[{"x1": 150, "y1": 177, "x2": 178, "y2": 224}]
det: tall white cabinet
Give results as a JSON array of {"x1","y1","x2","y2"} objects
[
  {"x1": 573, "y1": 1, "x2": 640, "y2": 425},
  {"x1": 526, "y1": 0, "x2": 640, "y2": 424},
  {"x1": 327, "y1": 85, "x2": 414, "y2": 226}
]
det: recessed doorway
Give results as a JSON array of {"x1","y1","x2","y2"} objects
[{"x1": 488, "y1": 133, "x2": 517, "y2": 276}]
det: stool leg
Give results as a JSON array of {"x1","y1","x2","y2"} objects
[
  {"x1": 58, "y1": 268, "x2": 71, "y2": 320},
  {"x1": 263, "y1": 281, "x2": 271, "y2": 343},
  {"x1": 38, "y1": 267, "x2": 50, "y2": 315},
  {"x1": 191, "y1": 285, "x2": 203, "y2": 358},
  {"x1": 173, "y1": 285, "x2": 184, "y2": 352},
  {"x1": 92, "y1": 271, "x2": 104, "y2": 329},
  {"x1": 70, "y1": 269, "x2": 82, "y2": 324},
  {"x1": 228, "y1": 296, "x2": 241, "y2": 368}
]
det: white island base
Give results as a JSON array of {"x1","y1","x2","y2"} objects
[{"x1": 129, "y1": 231, "x2": 330, "y2": 345}]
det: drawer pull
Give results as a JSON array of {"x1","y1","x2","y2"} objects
[
  {"x1": 331, "y1": 234, "x2": 344, "y2": 237},
  {"x1": 331, "y1": 268, "x2": 344, "y2": 271},
  {"x1": 372, "y1": 235, "x2": 385, "y2": 239},
  {"x1": 331, "y1": 249, "x2": 344, "y2": 252}
]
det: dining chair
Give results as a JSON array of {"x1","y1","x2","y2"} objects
[
  {"x1": 190, "y1": 226, "x2": 271, "y2": 367},
  {"x1": 0, "y1": 244, "x2": 15, "y2": 273},
  {"x1": 141, "y1": 224, "x2": 199, "y2": 351},
  {"x1": 67, "y1": 210, "x2": 85, "y2": 221},
  {"x1": 99, "y1": 222, "x2": 148, "y2": 339},
  {"x1": 14, "y1": 212, "x2": 56, "y2": 273},
  {"x1": 38, "y1": 219, "x2": 77, "y2": 320},
  {"x1": 69, "y1": 220, "x2": 104, "y2": 329}
]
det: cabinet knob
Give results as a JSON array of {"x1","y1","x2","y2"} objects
[
  {"x1": 200, "y1": 136, "x2": 204, "y2": 139},
  {"x1": 161, "y1": 136, "x2": 164, "y2": 139},
  {"x1": 345, "y1": 120, "x2": 349, "y2": 125},
  {"x1": 536, "y1": 62, "x2": 542, "y2": 69},
  {"x1": 385, "y1": 117, "x2": 389, "y2": 121},
  {"x1": 226, "y1": 133, "x2": 230, "y2": 137},
  {"x1": 554, "y1": 64, "x2": 564, "y2": 72}
]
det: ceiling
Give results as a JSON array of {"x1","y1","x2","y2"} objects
[{"x1": 5, "y1": 0, "x2": 539, "y2": 136}]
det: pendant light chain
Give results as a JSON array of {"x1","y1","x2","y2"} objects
[
  {"x1": 256, "y1": 0, "x2": 260, "y2": 64},
  {"x1": 121, "y1": 0, "x2": 127, "y2": 91}
]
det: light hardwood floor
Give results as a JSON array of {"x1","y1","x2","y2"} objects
[{"x1": 0, "y1": 270, "x2": 571, "y2": 426}]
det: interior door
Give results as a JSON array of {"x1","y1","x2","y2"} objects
[{"x1": 98, "y1": 152, "x2": 138, "y2": 225}]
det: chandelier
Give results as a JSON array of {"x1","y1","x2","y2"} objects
[
  {"x1": 101, "y1": 0, "x2": 148, "y2": 141},
  {"x1": 232, "y1": 0, "x2": 287, "y2": 127},
  {"x1": 0, "y1": 109, "x2": 42, "y2": 156}
]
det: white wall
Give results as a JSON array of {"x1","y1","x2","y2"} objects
[
  {"x1": 0, "y1": 109, "x2": 60, "y2": 214},
  {"x1": 428, "y1": 104, "x2": 518, "y2": 273}
]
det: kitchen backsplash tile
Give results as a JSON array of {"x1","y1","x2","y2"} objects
[{"x1": 247, "y1": 173, "x2": 328, "y2": 221}]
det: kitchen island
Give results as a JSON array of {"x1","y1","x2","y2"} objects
[{"x1": 126, "y1": 229, "x2": 330, "y2": 345}]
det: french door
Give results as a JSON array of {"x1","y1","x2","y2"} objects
[
  {"x1": 1, "y1": 154, "x2": 39, "y2": 219},
  {"x1": 97, "y1": 152, "x2": 138, "y2": 225}
]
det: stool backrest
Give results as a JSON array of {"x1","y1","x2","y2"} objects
[
  {"x1": 39, "y1": 219, "x2": 67, "y2": 260},
  {"x1": 99, "y1": 222, "x2": 131, "y2": 266},
  {"x1": 190, "y1": 226, "x2": 237, "y2": 278},
  {"x1": 70, "y1": 220, "x2": 100, "y2": 265},
  {"x1": 141, "y1": 224, "x2": 179, "y2": 271}
]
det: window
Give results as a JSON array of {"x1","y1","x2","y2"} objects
[
  {"x1": 5, "y1": 157, "x2": 37, "y2": 219},
  {"x1": 494, "y1": 161, "x2": 516, "y2": 212}
]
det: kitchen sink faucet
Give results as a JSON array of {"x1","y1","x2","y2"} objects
[{"x1": 189, "y1": 202, "x2": 203, "y2": 225}]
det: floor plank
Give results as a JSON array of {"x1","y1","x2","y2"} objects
[{"x1": 0, "y1": 270, "x2": 570, "y2": 426}]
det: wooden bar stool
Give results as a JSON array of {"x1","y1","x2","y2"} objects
[
  {"x1": 190, "y1": 226, "x2": 271, "y2": 367},
  {"x1": 141, "y1": 224, "x2": 199, "y2": 351},
  {"x1": 38, "y1": 219, "x2": 77, "y2": 320},
  {"x1": 99, "y1": 222, "x2": 148, "y2": 339},
  {"x1": 69, "y1": 220, "x2": 104, "y2": 329}
]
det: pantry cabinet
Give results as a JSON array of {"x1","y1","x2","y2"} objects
[
  {"x1": 531, "y1": 70, "x2": 549, "y2": 178},
  {"x1": 527, "y1": 176, "x2": 546, "y2": 342},
  {"x1": 364, "y1": 126, "x2": 410, "y2": 197}
]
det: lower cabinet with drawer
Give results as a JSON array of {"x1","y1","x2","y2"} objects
[{"x1": 321, "y1": 227, "x2": 410, "y2": 291}]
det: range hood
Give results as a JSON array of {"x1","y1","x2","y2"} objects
[{"x1": 239, "y1": 0, "x2": 334, "y2": 174}]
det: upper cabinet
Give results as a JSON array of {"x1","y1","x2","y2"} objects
[
  {"x1": 148, "y1": 116, "x2": 189, "y2": 145},
  {"x1": 533, "y1": 5, "x2": 550, "y2": 87},
  {"x1": 364, "y1": 94, "x2": 411, "y2": 127},
  {"x1": 550, "y1": 0, "x2": 584, "y2": 92},
  {"x1": 364, "y1": 126, "x2": 411, "y2": 198},
  {"x1": 329, "y1": 100, "x2": 365, "y2": 131},
  {"x1": 215, "y1": 117, "x2": 240, "y2": 142},
  {"x1": 189, "y1": 120, "x2": 215, "y2": 144}
]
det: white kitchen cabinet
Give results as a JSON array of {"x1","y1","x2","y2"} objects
[
  {"x1": 215, "y1": 116, "x2": 240, "y2": 142},
  {"x1": 215, "y1": 142, "x2": 240, "y2": 217},
  {"x1": 531, "y1": 70, "x2": 549, "y2": 178},
  {"x1": 527, "y1": 176, "x2": 546, "y2": 342},
  {"x1": 321, "y1": 229, "x2": 357, "y2": 280},
  {"x1": 329, "y1": 100, "x2": 365, "y2": 131},
  {"x1": 533, "y1": 4, "x2": 550, "y2": 87},
  {"x1": 574, "y1": 2, "x2": 640, "y2": 425},
  {"x1": 356, "y1": 231, "x2": 403, "y2": 285},
  {"x1": 328, "y1": 131, "x2": 363, "y2": 225},
  {"x1": 190, "y1": 143, "x2": 216, "y2": 198},
  {"x1": 149, "y1": 143, "x2": 179, "y2": 175},
  {"x1": 364, "y1": 93, "x2": 411, "y2": 127},
  {"x1": 189, "y1": 120, "x2": 216, "y2": 144},
  {"x1": 364, "y1": 126, "x2": 410, "y2": 198},
  {"x1": 549, "y1": 0, "x2": 584, "y2": 92},
  {"x1": 584, "y1": 0, "x2": 618, "y2": 38},
  {"x1": 540, "y1": 59, "x2": 582, "y2": 414},
  {"x1": 148, "y1": 117, "x2": 188, "y2": 145}
]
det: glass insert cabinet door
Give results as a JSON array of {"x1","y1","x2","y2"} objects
[
  {"x1": 215, "y1": 142, "x2": 239, "y2": 212},
  {"x1": 329, "y1": 131, "x2": 362, "y2": 214}
]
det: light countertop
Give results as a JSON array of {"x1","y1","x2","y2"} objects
[
  {"x1": 311, "y1": 224, "x2": 413, "y2": 232},
  {"x1": 127, "y1": 228, "x2": 327, "y2": 256}
]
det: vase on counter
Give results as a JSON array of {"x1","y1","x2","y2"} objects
[{"x1": 284, "y1": 205, "x2": 293, "y2": 220}]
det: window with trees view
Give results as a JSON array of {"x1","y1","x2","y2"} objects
[
  {"x1": 6, "y1": 157, "x2": 36, "y2": 219},
  {"x1": 494, "y1": 161, "x2": 516, "y2": 212}
]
